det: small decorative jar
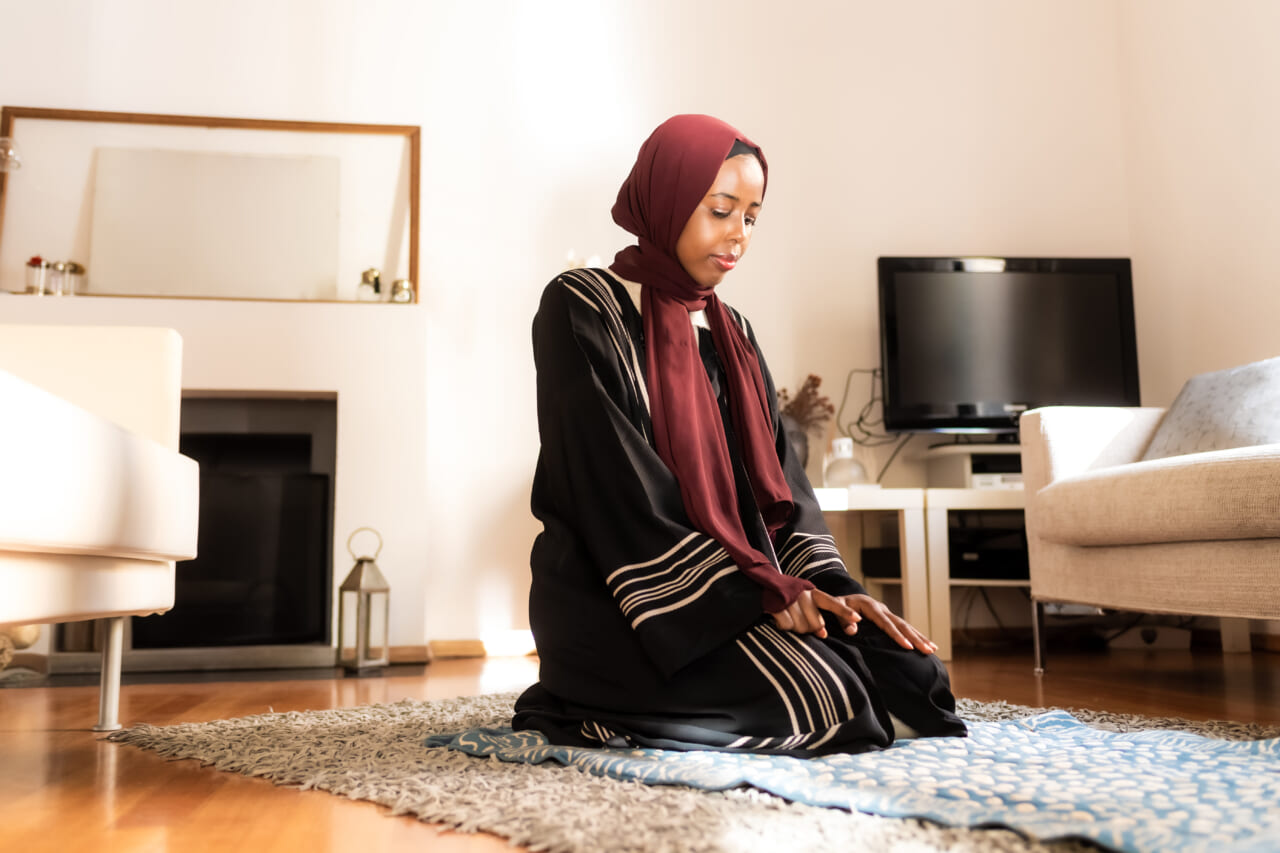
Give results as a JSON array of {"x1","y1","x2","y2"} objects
[{"x1": 25, "y1": 256, "x2": 50, "y2": 295}]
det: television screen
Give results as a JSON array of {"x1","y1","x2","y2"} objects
[{"x1": 878, "y1": 257, "x2": 1140, "y2": 434}]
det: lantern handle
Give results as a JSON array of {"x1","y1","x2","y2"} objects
[{"x1": 346, "y1": 526, "x2": 383, "y2": 560}]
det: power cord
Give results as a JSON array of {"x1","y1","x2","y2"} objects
[
  {"x1": 835, "y1": 368, "x2": 899, "y2": 447},
  {"x1": 874, "y1": 434, "x2": 912, "y2": 484},
  {"x1": 835, "y1": 367, "x2": 912, "y2": 483}
]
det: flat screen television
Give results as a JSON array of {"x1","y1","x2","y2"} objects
[{"x1": 877, "y1": 256, "x2": 1140, "y2": 435}]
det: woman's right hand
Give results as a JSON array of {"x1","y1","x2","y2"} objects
[{"x1": 769, "y1": 589, "x2": 860, "y2": 639}]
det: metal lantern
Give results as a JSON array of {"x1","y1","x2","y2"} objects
[{"x1": 337, "y1": 527, "x2": 390, "y2": 674}]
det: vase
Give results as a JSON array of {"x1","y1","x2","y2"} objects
[
  {"x1": 823, "y1": 437, "x2": 870, "y2": 486},
  {"x1": 780, "y1": 414, "x2": 809, "y2": 468}
]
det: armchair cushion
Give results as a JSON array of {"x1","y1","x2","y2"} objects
[
  {"x1": 1036, "y1": 442, "x2": 1280, "y2": 547},
  {"x1": 1142, "y1": 355, "x2": 1280, "y2": 461}
]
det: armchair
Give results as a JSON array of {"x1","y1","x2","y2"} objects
[
  {"x1": 0, "y1": 324, "x2": 198, "y2": 729},
  {"x1": 1020, "y1": 405, "x2": 1280, "y2": 672}
]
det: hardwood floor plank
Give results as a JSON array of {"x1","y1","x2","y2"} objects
[{"x1": 2, "y1": 649, "x2": 1276, "y2": 851}]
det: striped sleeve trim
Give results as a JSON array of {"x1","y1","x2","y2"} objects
[
  {"x1": 604, "y1": 533, "x2": 740, "y2": 629},
  {"x1": 776, "y1": 532, "x2": 847, "y2": 581}
]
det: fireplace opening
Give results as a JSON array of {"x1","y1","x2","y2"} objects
[{"x1": 129, "y1": 397, "x2": 337, "y2": 652}]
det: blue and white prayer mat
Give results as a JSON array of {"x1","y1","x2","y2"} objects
[{"x1": 427, "y1": 711, "x2": 1280, "y2": 853}]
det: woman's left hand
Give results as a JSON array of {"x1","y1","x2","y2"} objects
[{"x1": 831, "y1": 594, "x2": 938, "y2": 656}]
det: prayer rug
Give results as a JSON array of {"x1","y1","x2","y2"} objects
[{"x1": 430, "y1": 709, "x2": 1280, "y2": 853}]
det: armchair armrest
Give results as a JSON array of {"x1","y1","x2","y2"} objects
[{"x1": 1020, "y1": 406, "x2": 1168, "y2": 495}]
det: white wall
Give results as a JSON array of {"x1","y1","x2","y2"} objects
[
  {"x1": 1118, "y1": 0, "x2": 1280, "y2": 405},
  {"x1": 11, "y1": 0, "x2": 1266, "y2": 645}
]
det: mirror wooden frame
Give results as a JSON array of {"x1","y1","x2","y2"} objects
[{"x1": 0, "y1": 106, "x2": 420, "y2": 303}]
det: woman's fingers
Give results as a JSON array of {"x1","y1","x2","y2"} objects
[
  {"x1": 844, "y1": 594, "x2": 937, "y2": 654},
  {"x1": 796, "y1": 593, "x2": 827, "y2": 638},
  {"x1": 902, "y1": 620, "x2": 938, "y2": 654},
  {"x1": 874, "y1": 608, "x2": 936, "y2": 654},
  {"x1": 881, "y1": 615, "x2": 917, "y2": 650},
  {"x1": 813, "y1": 590, "x2": 860, "y2": 635},
  {"x1": 770, "y1": 592, "x2": 832, "y2": 636},
  {"x1": 770, "y1": 606, "x2": 795, "y2": 632}
]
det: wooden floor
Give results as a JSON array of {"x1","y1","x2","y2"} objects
[{"x1": 2, "y1": 647, "x2": 1277, "y2": 852}]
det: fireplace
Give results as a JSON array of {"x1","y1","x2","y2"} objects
[{"x1": 141, "y1": 396, "x2": 336, "y2": 648}]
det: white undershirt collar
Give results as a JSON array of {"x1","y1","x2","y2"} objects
[{"x1": 616, "y1": 275, "x2": 711, "y2": 330}]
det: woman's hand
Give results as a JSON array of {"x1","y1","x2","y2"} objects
[
  {"x1": 839, "y1": 594, "x2": 937, "y2": 655},
  {"x1": 768, "y1": 589, "x2": 859, "y2": 640},
  {"x1": 769, "y1": 591, "x2": 937, "y2": 655}
]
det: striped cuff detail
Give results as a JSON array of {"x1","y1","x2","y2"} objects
[
  {"x1": 605, "y1": 533, "x2": 739, "y2": 629},
  {"x1": 776, "y1": 532, "x2": 846, "y2": 581}
]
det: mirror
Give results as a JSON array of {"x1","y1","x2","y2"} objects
[{"x1": 0, "y1": 107, "x2": 419, "y2": 303}]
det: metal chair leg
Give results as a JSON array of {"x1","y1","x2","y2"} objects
[
  {"x1": 1031, "y1": 599, "x2": 1046, "y2": 675},
  {"x1": 93, "y1": 616, "x2": 125, "y2": 732}
]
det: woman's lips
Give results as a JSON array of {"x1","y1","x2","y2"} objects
[{"x1": 712, "y1": 255, "x2": 738, "y2": 271}]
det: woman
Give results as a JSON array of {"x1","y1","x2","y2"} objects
[{"x1": 513, "y1": 115, "x2": 965, "y2": 755}]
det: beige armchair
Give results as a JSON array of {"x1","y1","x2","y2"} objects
[
  {"x1": 0, "y1": 325, "x2": 199, "y2": 729},
  {"x1": 1020, "y1": 405, "x2": 1280, "y2": 673}
]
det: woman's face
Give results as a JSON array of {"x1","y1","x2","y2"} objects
[{"x1": 675, "y1": 153, "x2": 765, "y2": 290}]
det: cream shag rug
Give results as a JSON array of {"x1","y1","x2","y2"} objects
[{"x1": 107, "y1": 693, "x2": 1279, "y2": 853}]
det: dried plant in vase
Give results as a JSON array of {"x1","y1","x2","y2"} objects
[{"x1": 777, "y1": 374, "x2": 835, "y2": 468}]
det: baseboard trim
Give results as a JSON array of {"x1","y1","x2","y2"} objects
[
  {"x1": 389, "y1": 645, "x2": 434, "y2": 664},
  {"x1": 425, "y1": 640, "x2": 487, "y2": 659}
]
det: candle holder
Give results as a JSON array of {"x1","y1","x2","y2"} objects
[{"x1": 337, "y1": 527, "x2": 391, "y2": 675}]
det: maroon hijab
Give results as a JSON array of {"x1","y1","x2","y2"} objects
[{"x1": 610, "y1": 114, "x2": 811, "y2": 613}]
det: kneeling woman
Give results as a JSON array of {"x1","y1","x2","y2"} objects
[{"x1": 514, "y1": 115, "x2": 965, "y2": 755}]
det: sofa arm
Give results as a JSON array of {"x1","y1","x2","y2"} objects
[{"x1": 1020, "y1": 406, "x2": 1168, "y2": 495}]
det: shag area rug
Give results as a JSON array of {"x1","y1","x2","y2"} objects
[{"x1": 108, "y1": 692, "x2": 1280, "y2": 853}]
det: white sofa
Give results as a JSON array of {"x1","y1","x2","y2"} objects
[
  {"x1": 1020, "y1": 405, "x2": 1280, "y2": 672},
  {"x1": 0, "y1": 325, "x2": 199, "y2": 729}
]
